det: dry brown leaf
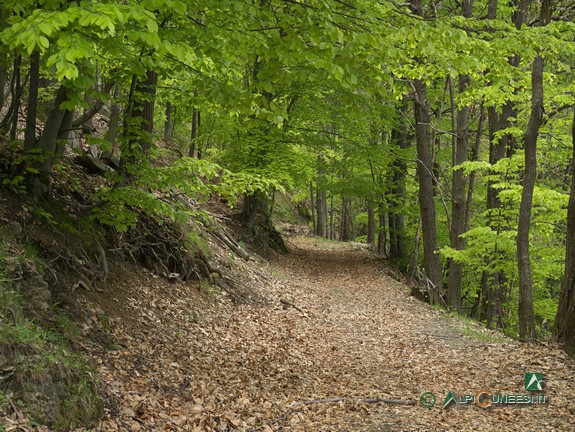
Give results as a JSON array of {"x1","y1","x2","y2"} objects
[{"x1": 17, "y1": 236, "x2": 571, "y2": 432}]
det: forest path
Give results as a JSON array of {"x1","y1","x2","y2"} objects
[{"x1": 95, "y1": 237, "x2": 575, "y2": 431}]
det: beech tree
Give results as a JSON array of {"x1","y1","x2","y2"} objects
[
  {"x1": 446, "y1": 0, "x2": 473, "y2": 312},
  {"x1": 516, "y1": 0, "x2": 552, "y2": 341},
  {"x1": 555, "y1": 108, "x2": 575, "y2": 356},
  {"x1": 3, "y1": 0, "x2": 575, "y2": 356}
]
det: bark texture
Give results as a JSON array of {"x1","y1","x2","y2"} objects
[
  {"x1": 516, "y1": 0, "x2": 551, "y2": 341},
  {"x1": 554, "y1": 108, "x2": 575, "y2": 355},
  {"x1": 413, "y1": 78, "x2": 443, "y2": 303}
]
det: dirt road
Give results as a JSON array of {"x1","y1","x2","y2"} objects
[{"x1": 93, "y1": 237, "x2": 575, "y2": 431}]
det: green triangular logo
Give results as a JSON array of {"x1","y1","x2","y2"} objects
[
  {"x1": 442, "y1": 391, "x2": 456, "y2": 409},
  {"x1": 524, "y1": 373, "x2": 543, "y2": 391}
]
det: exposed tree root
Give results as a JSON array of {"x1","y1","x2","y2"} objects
[
  {"x1": 211, "y1": 228, "x2": 250, "y2": 261},
  {"x1": 110, "y1": 213, "x2": 212, "y2": 282}
]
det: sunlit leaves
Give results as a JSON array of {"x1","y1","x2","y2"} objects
[
  {"x1": 91, "y1": 157, "x2": 223, "y2": 231},
  {"x1": 0, "y1": 2, "x2": 162, "y2": 84},
  {"x1": 219, "y1": 172, "x2": 285, "y2": 207}
]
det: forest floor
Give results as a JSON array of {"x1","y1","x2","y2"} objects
[{"x1": 6, "y1": 236, "x2": 575, "y2": 431}]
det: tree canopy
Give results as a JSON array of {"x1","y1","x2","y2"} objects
[{"x1": 2, "y1": 0, "x2": 575, "y2": 353}]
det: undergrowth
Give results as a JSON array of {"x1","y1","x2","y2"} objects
[
  {"x1": 0, "y1": 226, "x2": 103, "y2": 430},
  {"x1": 442, "y1": 307, "x2": 507, "y2": 343}
]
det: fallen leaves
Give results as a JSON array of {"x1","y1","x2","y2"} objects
[{"x1": 5, "y1": 236, "x2": 574, "y2": 431}]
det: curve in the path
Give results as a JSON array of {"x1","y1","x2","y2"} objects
[{"x1": 95, "y1": 237, "x2": 575, "y2": 432}]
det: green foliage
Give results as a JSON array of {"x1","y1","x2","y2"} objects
[
  {"x1": 90, "y1": 158, "x2": 219, "y2": 231},
  {"x1": 186, "y1": 230, "x2": 210, "y2": 260},
  {"x1": 0, "y1": 148, "x2": 45, "y2": 194},
  {"x1": 1, "y1": 0, "x2": 573, "y2": 347},
  {"x1": 51, "y1": 314, "x2": 82, "y2": 342},
  {"x1": 271, "y1": 193, "x2": 307, "y2": 225},
  {"x1": 0, "y1": 228, "x2": 103, "y2": 430},
  {"x1": 91, "y1": 185, "x2": 175, "y2": 232},
  {"x1": 88, "y1": 152, "x2": 291, "y2": 232},
  {"x1": 355, "y1": 212, "x2": 369, "y2": 227},
  {"x1": 458, "y1": 320, "x2": 506, "y2": 344},
  {"x1": 219, "y1": 171, "x2": 285, "y2": 208},
  {"x1": 534, "y1": 298, "x2": 558, "y2": 324},
  {"x1": 199, "y1": 280, "x2": 220, "y2": 299}
]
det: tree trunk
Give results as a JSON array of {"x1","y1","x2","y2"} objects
[
  {"x1": 340, "y1": 196, "x2": 354, "y2": 242},
  {"x1": 310, "y1": 181, "x2": 317, "y2": 235},
  {"x1": 330, "y1": 192, "x2": 335, "y2": 240},
  {"x1": 480, "y1": 105, "x2": 512, "y2": 329},
  {"x1": 135, "y1": 70, "x2": 158, "y2": 156},
  {"x1": 27, "y1": 85, "x2": 71, "y2": 197},
  {"x1": 242, "y1": 191, "x2": 287, "y2": 253},
  {"x1": 56, "y1": 106, "x2": 75, "y2": 154},
  {"x1": 189, "y1": 107, "x2": 199, "y2": 157},
  {"x1": 171, "y1": 105, "x2": 178, "y2": 140},
  {"x1": 555, "y1": 107, "x2": 575, "y2": 356},
  {"x1": 409, "y1": 0, "x2": 443, "y2": 303},
  {"x1": 24, "y1": 51, "x2": 40, "y2": 151},
  {"x1": 0, "y1": 62, "x2": 7, "y2": 111},
  {"x1": 9, "y1": 59, "x2": 20, "y2": 141},
  {"x1": 446, "y1": 0, "x2": 472, "y2": 312},
  {"x1": 412, "y1": 78, "x2": 443, "y2": 303},
  {"x1": 316, "y1": 162, "x2": 327, "y2": 238},
  {"x1": 316, "y1": 188, "x2": 327, "y2": 238},
  {"x1": 389, "y1": 124, "x2": 409, "y2": 269},
  {"x1": 367, "y1": 204, "x2": 376, "y2": 249},
  {"x1": 464, "y1": 105, "x2": 484, "y2": 231},
  {"x1": 516, "y1": 58, "x2": 542, "y2": 341},
  {"x1": 243, "y1": 192, "x2": 261, "y2": 236},
  {"x1": 516, "y1": 0, "x2": 551, "y2": 342},
  {"x1": 105, "y1": 88, "x2": 121, "y2": 159},
  {"x1": 0, "y1": 56, "x2": 21, "y2": 139},
  {"x1": 377, "y1": 212, "x2": 387, "y2": 257},
  {"x1": 411, "y1": 216, "x2": 422, "y2": 278},
  {"x1": 197, "y1": 112, "x2": 203, "y2": 159},
  {"x1": 478, "y1": 0, "x2": 526, "y2": 329},
  {"x1": 121, "y1": 70, "x2": 158, "y2": 171},
  {"x1": 37, "y1": 86, "x2": 71, "y2": 171},
  {"x1": 389, "y1": 207, "x2": 397, "y2": 257},
  {"x1": 72, "y1": 80, "x2": 115, "y2": 130},
  {"x1": 164, "y1": 101, "x2": 172, "y2": 144}
]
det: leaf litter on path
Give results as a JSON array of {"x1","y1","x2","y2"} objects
[{"x1": 66, "y1": 237, "x2": 575, "y2": 431}]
